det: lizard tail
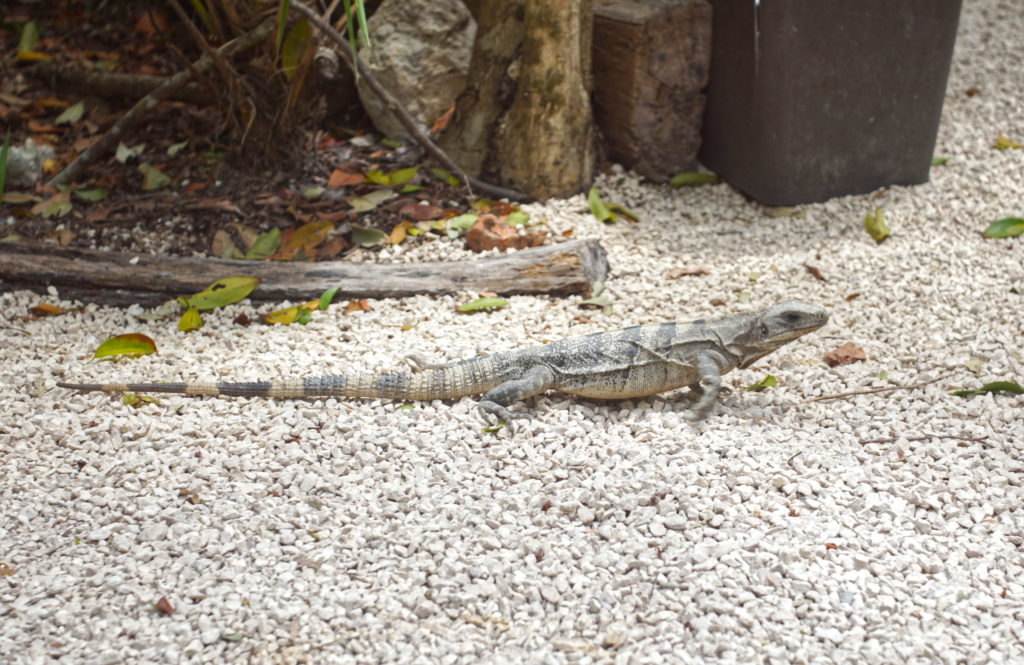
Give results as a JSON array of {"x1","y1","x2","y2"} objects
[{"x1": 56, "y1": 355, "x2": 509, "y2": 401}]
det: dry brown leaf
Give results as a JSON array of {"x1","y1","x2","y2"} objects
[
  {"x1": 154, "y1": 596, "x2": 174, "y2": 615},
  {"x1": 28, "y1": 303, "x2": 66, "y2": 316},
  {"x1": 343, "y1": 299, "x2": 372, "y2": 314},
  {"x1": 804, "y1": 264, "x2": 827, "y2": 282},
  {"x1": 824, "y1": 342, "x2": 867, "y2": 367},
  {"x1": 465, "y1": 214, "x2": 547, "y2": 252},
  {"x1": 311, "y1": 236, "x2": 348, "y2": 259},
  {"x1": 389, "y1": 221, "x2": 412, "y2": 245},
  {"x1": 398, "y1": 203, "x2": 444, "y2": 221},
  {"x1": 327, "y1": 169, "x2": 365, "y2": 188},
  {"x1": 430, "y1": 104, "x2": 455, "y2": 134}
]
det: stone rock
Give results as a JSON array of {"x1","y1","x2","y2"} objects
[
  {"x1": 6, "y1": 139, "x2": 56, "y2": 188},
  {"x1": 356, "y1": 0, "x2": 476, "y2": 140}
]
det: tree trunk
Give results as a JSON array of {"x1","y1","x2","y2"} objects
[{"x1": 441, "y1": 0, "x2": 595, "y2": 199}]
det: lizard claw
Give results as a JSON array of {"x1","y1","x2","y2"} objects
[{"x1": 477, "y1": 400, "x2": 530, "y2": 434}]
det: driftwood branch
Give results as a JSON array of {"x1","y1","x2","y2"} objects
[
  {"x1": 289, "y1": 2, "x2": 532, "y2": 203},
  {"x1": 802, "y1": 376, "x2": 945, "y2": 404},
  {"x1": 46, "y1": 18, "x2": 275, "y2": 188},
  {"x1": 0, "y1": 239, "x2": 608, "y2": 307},
  {"x1": 26, "y1": 64, "x2": 210, "y2": 105}
]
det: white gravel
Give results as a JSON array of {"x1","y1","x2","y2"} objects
[{"x1": 3, "y1": 1, "x2": 1024, "y2": 663}]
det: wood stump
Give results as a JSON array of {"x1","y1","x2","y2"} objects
[{"x1": 592, "y1": 0, "x2": 712, "y2": 182}]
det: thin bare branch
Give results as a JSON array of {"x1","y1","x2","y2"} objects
[
  {"x1": 289, "y1": 1, "x2": 533, "y2": 202},
  {"x1": 802, "y1": 376, "x2": 945, "y2": 404},
  {"x1": 47, "y1": 18, "x2": 275, "y2": 188}
]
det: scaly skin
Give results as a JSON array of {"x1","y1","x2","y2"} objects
[{"x1": 58, "y1": 300, "x2": 828, "y2": 433}]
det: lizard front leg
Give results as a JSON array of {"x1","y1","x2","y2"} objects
[
  {"x1": 477, "y1": 365, "x2": 555, "y2": 434},
  {"x1": 688, "y1": 351, "x2": 723, "y2": 420}
]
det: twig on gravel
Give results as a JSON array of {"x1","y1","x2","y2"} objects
[
  {"x1": 46, "y1": 18, "x2": 275, "y2": 188},
  {"x1": 289, "y1": 2, "x2": 533, "y2": 203},
  {"x1": 802, "y1": 376, "x2": 945, "y2": 404},
  {"x1": 858, "y1": 433, "x2": 989, "y2": 445}
]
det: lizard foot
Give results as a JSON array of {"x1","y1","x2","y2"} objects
[
  {"x1": 477, "y1": 400, "x2": 531, "y2": 434},
  {"x1": 404, "y1": 354, "x2": 444, "y2": 372}
]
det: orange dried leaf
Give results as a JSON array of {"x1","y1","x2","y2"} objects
[
  {"x1": 824, "y1": 342, "x2": 867, "y2": 367},
  {"x1": 389, "y1": 221, "x2": 412, "y2": 245},
  {"x1": 28, "y1": 303, "x2": 66, "y2": 317},
  {"x1": 327, "y1": 169, "x2": 365, "y2": 188},
  {"x1": 343, "y1": 299, "x2": 372, "y2": 314}
]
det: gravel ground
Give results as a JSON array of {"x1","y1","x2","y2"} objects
[{"x1": 3, "y1": 2, "x2": 1023, "y2": 664}]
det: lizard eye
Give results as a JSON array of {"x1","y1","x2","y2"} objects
[{"x1": 760, "y1": 323, "x2": 770, "y2": 337}]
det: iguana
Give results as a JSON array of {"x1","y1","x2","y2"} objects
[{"x1": 57, "y1": 300, "x2": 828, "y2": 432}]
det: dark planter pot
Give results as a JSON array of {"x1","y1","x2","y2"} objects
[{"x1": 699, "y1": 0, "x2": 963, "y2": 206}]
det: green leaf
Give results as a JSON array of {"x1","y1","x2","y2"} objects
[
  {"x1": 981, "y1": 217, "x2": 1024, "y2": 239},
  {"x1": 398, "y1": 184, "x2": 423, "y2": 194},
  {"x1": 18, "y1": 20, "x2": 39, "y2": 55},
  {"x1": 587, "y1": 186, "x2": 614, "y2": 223},
  {"x1": 55, "y1": 101, "x2": 84, "y2": 125},
  {"x1": 318, "y1": 286, "x2": 341, "y2": 310},
  {"x1": 219, "y1": 633, "x2": 245, "y2": 643},
  {"x1": 73, "y1": 188, "x2": 107, "y2": 202},
  {"x1": 302, "y1": 186, "x2": 324, "y2": 200},
  {"x1": 482, "y1": 421, "x2": 507, "y2": 433},
  {"x1": 395, "y1": 404, "x2": 415, "y2": 411},
  {"x1": 115, "y1": 142, "x2": 145, "y2": 163},
  {"x1": 457, "y1": 297, "x2": 509, "y2": 313},
  {"x1": 951, "y1": 381, "x2": 1024, "y2": 398},
  {"x1": 364, "y1": 169, "x2": 388, "y2": 185},
  {"x1": 184, "y1": 276, "x2": 260, "y2": 311},
  {"x1": 351, "y1": 225, "x2": 389, "y2": 247},
  {"x1": 138, "y1": 163, "x2": 171, "y2": 191},
  {"x1": 244, "y1": 227, "x2": 281, "y2": 259},
  {"x1": 166, "y1": 140, "x2": 188, "y2": 157},
  {"x1": 578, "y1": 293, "x2": 611, "y2": 311},
  {"x1": 274, "y1": 0, "x2": 291, "y2": 61},
  {"x1": 506, "y1": 210, "x2": 530, "y2": 226},
  {"x1": 93, "y1": 333, "x2": 158, "y2": 359},
  {"x1": 429, "y1": 167, "x2": 460, "y2": 186},
  {"x1": 863, "y1": 207, "x2": 890, "y2": 244},
  {"x1": 39, "y1": 192, "x2": 73, "y2": 218},
  {"x1": 607, "y1": 202, "x2": 639, "y2": 222},
  {"x1": 281, "y1": 18, "x2": 311, "y2": 80},
  {"x1": 347, "y1": 188, "x2": 395, "y2": 212},
  {"x1": 670, "y1": 171, "x2": 719, "y2": 186},
  {"x1": 366, "y1": 166, "x2": 419, "y2": 187},
  {"x1": 0, "y1": 129, "x2": 10, "y2": 200},
  {"x1": 388, "y1": 167, "x2": 419, "y2": 186},
  {"x1": 743, "y1": 375, "x2": 777, "y2": 391},
  {"x1": 445, "y1": 213, "x2": 478, "y2": 238},
  {"x1": 931, "y1": 156, "x2": 949, "y2": 166},
  {"x1": 993, "y1": 135, "x2": 1022, "y2": 150},
  {"x1": 261, "y1": 300, "x2": 319, "y2": 326},
  {"x1": 177, "y1": 307, "x2": 202, "y2": 332}
]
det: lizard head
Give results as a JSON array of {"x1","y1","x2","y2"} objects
[{"x1": 731, "y1": 300, "x2": 829, "y2": 369}]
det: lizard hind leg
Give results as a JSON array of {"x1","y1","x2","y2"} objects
[{"x1": 477, "y1": 365, "x2": 556, "y2": 434}]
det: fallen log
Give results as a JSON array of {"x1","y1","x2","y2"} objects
[{"x1": 0, "y1": 239, "x2": 608, "y2": 307}]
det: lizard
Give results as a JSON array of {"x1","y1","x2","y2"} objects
[{"x1": 57, "y1": 299, "x2": 828, "y2": 432}]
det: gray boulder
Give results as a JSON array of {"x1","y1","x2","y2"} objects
[
  {"x1": 356, "y1": 0, "x2": 476, "y2": 140},
  {"x1": 6, "y1": 139, "x2": 56, "y2": 189}
]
